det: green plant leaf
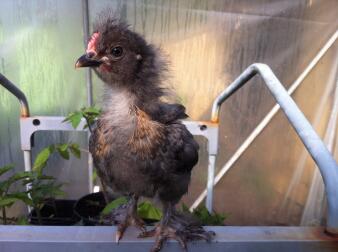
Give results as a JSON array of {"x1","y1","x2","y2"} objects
[
  {"x1": 68, "y1": 112, "x2": 83, "y2": 129},
  {"x1": 69, "y1": 143, "x2": 81, "y2": 158},
  {"x1": 16, "y1": 216, "x2": 29, "y2": 225},
  {"x1": 179, "y1": 204, "x2": 228, "y2": 226},
  {"x1": 37, "y1": 175, "x2": 55, "y2": 180},
  {"x1": 0, "y1": 181, "x2": 10, "y2": 193},
  {"x1": 29, "y1": 182, "x2": 65, "y2": 205},
  {"x1": 33, "y1": 147, "x2": 52, "y2": 174},
  {"x1": 0, "y1": 171, "x2": 32, "y2": 193},
  {"x1": 64, "y1": 106, "x2": 101, "y2": 131},
  {"x1": 0, "y1": 164, "x2": 14, "y2": 176},
  {"x1": 0, "y1": 197, "x2": 18, "y2": 207},
  {"x1": 101, "y1": 197, "x2": 128, "y2": 215},
  {"x1": 58, "y1": 143, "x2": 68, "y2": 152},
  {"x1": 51, "y1": 187, "x2": 65, "y2": 197},
  {"x1": 9, "y1": 171, "x2": 32, "y2": 182},
  {"x1": 83, "y1": 106, "x2": 101, "y2": 115},
  {"x1": 7, "y1": 192, "x2": 33, "y2": 206},
  {"x1": 62, "y1": 113, "x2": 73, "y2": 124},
  {"x1": 56, "y1": 144, "x2": 70, "y2": 160},
  {"x1": 192, "y1": 206, "x2": 227, "y2": 225},
  {"x1": 137, "y1": 201, "x2": 162, "y2": 221}
]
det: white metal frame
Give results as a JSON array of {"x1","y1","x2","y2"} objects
[{"x1": 19, "y1": 116, "x2": 219, "y2": 212}]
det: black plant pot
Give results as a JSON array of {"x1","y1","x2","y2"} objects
[
  {"x1": 29, "y1": 199, "x2": 80, "y2": 225},
  {"x1": 73, "y1": 192, "x2": 108, "y2": 226}
]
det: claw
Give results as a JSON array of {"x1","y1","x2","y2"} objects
[
  {"x1": 151, "y1": 234, "x2": 167, "y2": 252},
  {"x1": 175, "y1": 234, "x2": 187, "y2": 252},
  {"x1": 137, "y1": 228, "x2": 156, "y2": 238},
  {"x1": 111, "y1": 195, "x2": 146, "y2": 243},
  {"x1": 115, "y1": 230, "x2": 122, "y2": 243},
  {"x1": 141, "y1": 209, "x2": 214, "y2": 252},
  {"x1": 186, "y1": 231, "x2": 214, "y2": 242},
  {"x1": 132, "y1": 217, "x2": 147, "y2": 233}
]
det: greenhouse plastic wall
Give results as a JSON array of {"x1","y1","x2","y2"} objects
[{"x1": 0, "y1": 0, "x2": 337, "y2": 228}]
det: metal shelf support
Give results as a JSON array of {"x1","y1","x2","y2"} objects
[{"x1": 211, "y1": 63, "x2": 338, "y2": 235}]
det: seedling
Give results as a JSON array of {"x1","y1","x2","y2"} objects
[
  {"x1": 181, "y1": 203, "x2": 228, "y2": 225},
  {"x1": 25, "y1": 142, "x2": 81, "y2": 225},
  {"x1": 63, "y1": 106, "x2": 101, "y2": 133},
  {"x1": 0, "y1": 164, "x2": 31, "y2": 224}
]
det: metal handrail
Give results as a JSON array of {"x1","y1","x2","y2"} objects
[
  {"x1": 211, "y1": 63, "x2": 338, "y2": 235},
  {"x1": 0, "y1": 73, "x2": 30, "y2": 117},
  {"x1": 191, "y1": 30, "x2": 338, "y2": 214}
]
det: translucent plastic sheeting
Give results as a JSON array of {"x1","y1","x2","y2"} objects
[
  {"x1": 0, "y1": 0, "x2": 337, "y2": 225},
  {"x1": 0, "y1": 0, "x2": 89, "y2": 216}
]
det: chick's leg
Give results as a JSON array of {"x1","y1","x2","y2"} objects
[
  {"x1": 113, "y1": 195, "x2": 146, "y2": 243},
  {"x1": 139, "y1": 202, "x2": 214, "y2": 252}
]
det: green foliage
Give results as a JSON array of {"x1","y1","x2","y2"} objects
[
  {"x1": 0, "y1": 164, "x2": 32, "y2": 224},
  {"x1": 33, "y1": 143, "x2": 81, "y2": 174},
  {"x1": 65, "y1": 112, "x2": 82, "y2": 129},
  {"x1": 0, "y1": 166, "x2": 63, "y2": 225},
  {"x1": 64, "y1": 106, "x2": 101, "y2": 185},
  {"x1": 63, "y1": 106, "x2": 101, "y2": 132},
  {"x1": 24, "y1": 171, "x2": 64, "y2": 225},
  {"x1": 29, "y1": 143, "x2": 80, "y2": 224},
  {"x1": 0, "y1": 165, "x2": 31, "y2": 206},
  {"x1": 16, "y1": 216, "x2": 29, "y2": 225},
  {"x1": 57, "y1": 144, "x2": 70, "y2": 160},
  {"x1": 82, "y1": 107, "x2": 102, "y2": 128},
  {"x1": 0, "y1": 165, "x2": 14, "y2": 176},
  {"x1": 101, "y1": 197, "x2": 128, "y2": 215},
  {"x1": 0, "y1": 197, "x2": 19, "y2": 207},
  {"x1": 0, "y1": 106, "x2": 86, "y2": 224},
  {"x1": 28, "y1": 131, "x2": 81, "y2": 224},
  {"x1": 101, "y1": 198, "x2": 162, "y2": 221},
  {"x1": 0, "y1": 140, "x2": 78, "y2": 225},
  {"x1": 26, "y1": 175, "x2": 64, "y2": 205},
  {"x1": 33, "y1": 146, "x2": 53, "y2": 174},
  {"x1": 69, "y1": 143, "x2": 81, "y2": 158},
  {"x1": 137, "y1": 201, "x2": 162, "y2": 221},
  {"x1": 181, "y1": 204, "x2": 228, "y2": 226}
]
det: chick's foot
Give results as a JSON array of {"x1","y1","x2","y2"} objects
[
  {"x1": 109, "y1": 195, "x2": 146, "y2": 243},
  {"x1": 138, "y1": 206, "x2": 214, "y2": 252}
]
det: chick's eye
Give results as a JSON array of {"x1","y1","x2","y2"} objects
[{"x1": 111, "y1": 46, "x2": 123, "y2": 57}]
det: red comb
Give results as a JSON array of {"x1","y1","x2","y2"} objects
[{"x1": 86, "y1": 32, "x2": 100, "y2": 54}]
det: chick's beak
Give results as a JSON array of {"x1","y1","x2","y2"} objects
[{"x1": 75, "y1": 54, "x2": 102, "y2": 68}]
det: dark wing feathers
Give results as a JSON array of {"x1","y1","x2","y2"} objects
[
  {"x1": 146, "y1": 103, "x2": 188, "y2": 124},
  {"x1": 165, "y1": 123, "x2": 198, "y2": 172},
  {"x1": 159, "y1": 103, "x2": 188, "y2": 123},
  {"x1": 154, "y1": 123, "x2": 198, "y2": 202}
]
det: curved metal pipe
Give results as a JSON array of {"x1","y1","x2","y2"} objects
[
  {"x1": 0, "y1": 73, "x2": 30, "y2": 117},
  {"x1": 193, "y1": 30, "x2": 338, "y2": 214},
  {"x1": 211, "y1": 63, "x2": 338, "y2": 234},
  {"x1": 211, "y1": 70, "x2": 256, "y2": 123}
]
